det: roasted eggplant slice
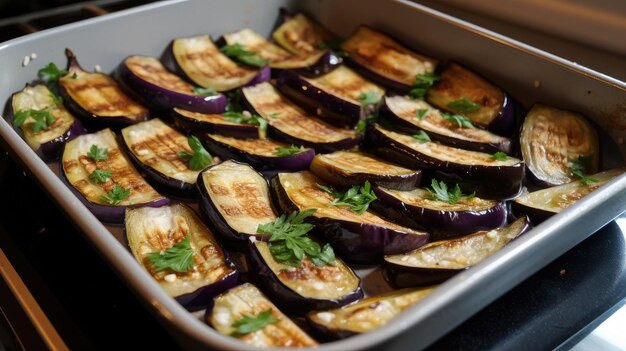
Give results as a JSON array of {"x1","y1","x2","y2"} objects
[
  {"x1": 121, "y1": 118, "x2": 218, "y2": 197},
  {"x1": 125, "y1": 204, "x2": 238, "y2": 310},
  {"x1": 61, "y1": 128, "x2": 169, "y2": 224},
  {"x1": 197, "y1": 160, "x2": 278, "y2": 242},
  {"x1": 204, "y1": 134, "x2": 315, "y2": 172},
  {"x1": 272, "y1": 171, "x2": 429, "y2": 263},
  {"x1": 382, "y1": 95, "x2": 511, "y2": 153},
  {"x1": 116, "y1": 55, "x2": 227, "y2": 114},
  {"x1": 59, "y1": 49, "x2": 149, "y2": 127},
  {"x1": 307, "y1": 286, "x2": 435, "y2": 340},
  {"x1": 272, "y1": 12, "x2": 336, "y2": 56},
  {"x1": 341, "y1": 26, "x2": 438, "y2": 93},
  {"x1": 163, "y1": 35, "x2": 268, "y2": 92},
  {"x1": 10, "y1": 84, "x2": 84, "y2": 160},
  {"x1": 276, "y1": 66, "x2": 385, "y2": 128},
  {"x1": 364, "y1": 124, "x2": 525, "y2": 198},
  {"x1": 520, "y1": 104, "x2": 599, "y2": 187},
  {"x1": 309, "y1": 150, "x2": 421, "y2": 190},
  {"x1": 242, "y1": 82, "x2": 361, "y2": 153},
  {"x1": 426, "y1": 62, "x2": 513, "y2": 134},
  {"x1": 171, "y1": 108, "x2": 260, "y2": 139},
  {"x1": 513, "y1": 168, "x2": 625, "y2": 223},
  {"x1": 373, "y1": 186, "x2": 506, "y2": 240},
  {"x1": 248, "y1": 239, "x2": 363, "y2": 313},
  {"x1": 384, "y1": 216, "x2": 531, "y2": 287},
  {"x1": 206, "y1": 283, "x2": 318, "y2": 347}
]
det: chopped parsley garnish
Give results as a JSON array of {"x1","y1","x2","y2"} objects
[
  {"x1": 355, "y1": 91, "x2": 381, "y2": 133},
  {"x1": 179, "y1": 135, "x2": 213, "y2": 171},
  {"x1": 99, "y1": 184, "x2": 131, "y2": 205},
  {"x1": 427, "y1": 179, "x2": 474, "y2": 204},
  {"x1": 408, "y1": 73, "x2": 440, "y2": 100},
  {"x1": 220, "y1": 43, "x2": 269, "y2": 67},
  {"x1": 441, "y1": 112, "x2": 475, "y2": 129},
  {"x1": 192, "y1": 87, "x2": 219, "y2": 96},
  {"x1": 275, "y1": 145, "x2": 306, "y2": 157},
  {"x1": 569, "y1": 155, "x2": 599, "y2": 186},
  {"x1": 412, "y1": 130, "x2": 431, "y2": 144},
  {"x1": 417, "y1": 108, "x2": 428, "y2": 120},
  {"x1": 88, "y1": 169, "x2": 112, "y2": 184},
  {"x1": 225, "y1": 89, "x2": 242, "y2": 112},
  {"x1": 147, "y1": 236, "x2": 195, "y2": 273},
  {"x1": 230, "y1": 309, "x2": 280, "y2": 337},
  {"x1": 447, "y1": 97, "x2": 481, "y2": 114},
  {"x1": 13, "y1": 109, "x2": 55, "y2": 132},
  {"x1": 357, "y1": 91, "x2": 380, "y2": 108},
  {"x1": 223, "y1": 111, "x2": 268, "y2": 135},
  {"x1": 491, "y1": 152, "x2": 508, "y2": 161},
  {"x1": 49, "y1": 92, "x2": 63, "y2": 106},
  {"x1": 38, "y1": 62, "x2": 67, "y2": 83},
  {"x1": 317, "y1": 181, "x2": 377, "y2": 215},
  {"x1": 87, "y1": 144, "x2": 108, "y2": 161}
]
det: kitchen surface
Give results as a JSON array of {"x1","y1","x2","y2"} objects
[{"x1": 0, "y1": 0, "x2": 625, "y2": 350}]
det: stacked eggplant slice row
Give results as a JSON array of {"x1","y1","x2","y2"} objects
[{"x1": 8, "y1": 7, "x2": 626, "y2": 348}]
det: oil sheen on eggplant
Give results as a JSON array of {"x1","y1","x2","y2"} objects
[
  {"x1": 520, "y1": 104, "x2": 599, "y2": 187},
  {"x1": 59, "y1": 49, "x2": 149, "y2": 127},
  {"x1": 197, "y1": 160, "x2": 278, "y2": 242},
  {"x1": 306, "y1": 286, "x2": 435, "y2": 339},
  {"x1": 242, "y1": 82, "x2": 360, "y2": 152},
  {"x1": 125, "y1": 204, "x2": 238, "y2": 310},
  {"x1": 61, "y1": 128, "x2": 168, "y2": 223},
  {"x1": 309, "y1": 150, "x2": 421, "y2": 190},
  {"x1": 171, "y1": 108, "x2": 260, "y2": 139},
  {"x1": 384, "y1": 216, "x2": 531, "y2": 287},
  {"x1": 121, "y1": 118, "x2": 217, "y2": 196},
  {"x1": 10, "y1": 84, "x2": 84, "y2": 160},
  {"x1": 272, "y1": 171, "x2": 429, "y2": 263},
  {"x1": 206, "y1": 283, "x2": 318, "y2": 347},
  {"x1": 382, "y1": 95, "x2": 511, "y2": 153},
  {"x1": 514, "y1": 168, "x2": 625, "y2": 223}
]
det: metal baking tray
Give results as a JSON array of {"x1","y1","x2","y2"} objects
[{"x1": 1, "y1": 0, "x2": 626, "y2": 349}]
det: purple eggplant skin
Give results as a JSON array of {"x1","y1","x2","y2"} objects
[
  {"x1": 176, "y1": 270, "x2": 239, "y2": 311},
  {"x1": 379, "y1": 101, "x2": 511, "y2": 154},
  {"x1": 170, "y1": 108, "x2": 259, "y2": 139},
  {"x1": 373, "y1": 186, "x2": 507, "y2": 240},
  {"x1": 488, "y1": 94, "x2": 515, "y2": 136},
  {"x1": 246, "y1": 240, "x2": 363, "y2": 314},
  {"x1": 203, "y1": 134, "x2": 316, "y2": 172},
  {"x1": 384, "y1": 216, "x2": 532, "y2": 287},
  {"x1": 244, "y1": 65, "x2": 272, "y2": 88},
  {"x1": 292, "y1": 50, "x2": 343, "y2": 78},
  {"x1": 115, "y1": 56, "x2": 227, "y2": 114},
  {"x1": 276, "y1": 70, "x2": 361, "y2": 128},
  {"x1": 270, "y1": 175, "x2": 429, "y2": 264},
  {"x1": 511, "y1": 201, "x2": 553, "y2": 225},
  {"x1": 37, "y1": 119, "x2": 86, "y2": 160},
  {"x1": 363, "y1": 125, "x2": 525, "y2": 199}
]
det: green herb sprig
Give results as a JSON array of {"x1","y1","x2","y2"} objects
[
  {"x1": 569, "y1": 155, "x2": 599, "y2": 186},
  {"x1": 13, "y1": 109, "x2": 55, "y2": 132},
  {"x1": 427, "y1": 179, "x2": 474, "y2": 205},
  {"x1": 317, "y1": 181, "x2": 377, "y2": 215},
  {"x1": 491, "y1": 152, "x2": 508, "y2": 161},
  {"x1": 230, "y1": 309, "x2": 280, "y2": 337},
  {"x1": 223, "y1": 111, "x2": 268, "y2": 135},
  {"x1": 416, "y1": 108, "x2": 428, "y2": 120},
  {"x1": 413, "y1": 130, "x2": 431, "y2": 144},
  {"x1": 193, "y1": 87, "x2": 218, "y2": 96},
  {"x1": 447, "y1": 97, "x2": 481, "y2": 114},
  {"x1": 38, "y1": 62, "x2": 68, "y2": 83},
  {"x1": 179, "y1": 135, "x2": 213, "y2": 171},
  {"x1": 99, "y1": 183, "x2": 131, "y2": 205},
  {"x1": 408, "y1": 73, "x2": 440, "y2": 100},
  {"x1": 441, "y1": 112, "x2": 475, "y2": 129},
  {"x1": 88, "y1": 169, "x2": 112, "y2": 184},
  {"x1": 226, "y1": 90, "x2": 242, "y2": 112},
  {"x1": 275, "y1": 145, "x2": 306, "y2": 157},
  {"x1": 221, "y1": 43, "x2": 269, "y2": 67},
  {"x1": 87, "y1": 144, "x2": 108, "y2": 161},
  {"x1": 355, "y1": 91, "x2": 381, "y2": 134},
  {"x1": 147, "y1": 236, "x2": 195, "y2": 273}
]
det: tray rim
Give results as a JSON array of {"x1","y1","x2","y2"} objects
[{"x1": 1, "y1": 0, "x2": 626, "y2": 350}]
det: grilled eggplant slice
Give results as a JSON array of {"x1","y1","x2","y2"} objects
[
  {"x1": 365, "y1": 124, "x2": 525, "y2": 198},
  {"x1": 248, "y1": 240, "x2": 363, "y2": 313},
  {"x1": 426, "y1": 62, "x2": 513, "y2": 134},
  {"x1": 382, "y1": 95, "x2": 511, "y2": 153},
  {"x1": 309, "y1": 151, "x2": 421, "y2": 190},
  {"x1": 163, "y1": 35, "x2": 269, "y2": 92},
  {"x1": 116, "y1": 55, "x2": 227, "y2": 114},
  {"x1": 121, "y1": 119, "x2": 217, "y2": 197},
  {"x1": 307, "y1": 286, "x2": 435, "y2": 340},
  {"x1": 272, "y1": 12, "x2": 335, "y2": 56},
  {"x1": 513, "y1": 168, "x2": 625, "y2": 224},
  {"x1": 61, "y1": 128, "x2": 168, "y2": 223},
  {"x1": 10, "y1": 84, "x2": 84, "y2": 160},
  {"x1": 197, "y1": 160, "x2": 278, "y2": 243},
  {"x1": 125, "y1": 204, "x2": 238, "y2": 310},
  {"x1": 206, "y1": 283, "x2": 318, "y2": 347},
  {"x1": 171, "y1": 108, "x2": 260, "y2": 139},
  {"x1": 341, "y1": 26, "x2": 438, "y2": 93},
  {"x1": 242, "y1": 82, "x2": 361, "y2": 153},
  {"x1": 373, "y1": 186, "x2": 506, "y2": 240},
  {"x1": 204, "y1": 134, "x2": 315, "y2": 172},
  {"x1": 272, "y1": 171, "x2": 429, "y2": 263},
  {"x1": 276, "y1": 66, "x2": 385, "y2": 128},
  {"x1": 520, "y1": 104, "x2": 599, "y2": 187},
  {"x1": 384, "y1": 216, "x2": 531, "y2": 287},
  {"x1": 59, "y1": 49, "x2": 149, "y2": 127}
]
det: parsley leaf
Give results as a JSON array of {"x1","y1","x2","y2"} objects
[
  {"x1": 38, "y1": 62, "x2": 68, "y2": 83},
  {"x1": 356, "y1": 91, "x2": 381, "y2": 134},
  {"x1": 569, "y1": 155, "x2": 599, "y2": 186},
  {"x1": 226, "y1": 90, "x2": 242, "y2": 112},
  {"x1": 408, "y1": 73, "x2": 440, "y2": 100},
  {"x1": 179, "y1": 135, "x2": 213, "y2": 171},
  {"x1": 49, "y1": 92, "x2": 63, "y2": 106},
  {"x1": 357, "y1": 91, "x2": 380, "y2": 108},
  {"x1": 223, "y1": 111, "x2": 268, "y2": 135},
  {"x1": 441, "y1": 112, "x2": 475, "y2": 128},
  {"x1": 88, "y1": 169, "x2": 112, "y2": 184},
  {"x1": 220, "y1": 43, "x2": 269, "y2": 67},
  {"x1": 275, "y1": 145, "x2": 306, "y2": 157},
  {"x1": 317, "y1": 181, "x2": 377, "y2": 215},
  {"x1": 447, "y1": 97, "x2": 481, "y2": 114},
  {"x1": 13, "y1": 109, "x2": 55, "y2": 132},
  {"x1": 413, "y1": 130, "x2": 431, "y2": 144},
  {"x1": 99, "y1": 184, "x2": 131, "y2": 205},
  {"x1": 427, "y1": 179, "x2": 474, "y2": 204},
  {"x1": 87, "y1": 144, "x2": 108, "y2": 161},
  {"x1": 230, "y1": 309, "x2": 280, "y2": 337},
  {"x1": 192, "y1": 87, "x2": 218, "y2": 96},
  {"x1": 147, "y1": 236, "x2": 195, "y2": 273},
  {"x1": 491, "y1": 152, "x2": 508, "y2": 161},
  {"x1": 417, "y1": 109, "x2": 428, "y2": 120}
]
